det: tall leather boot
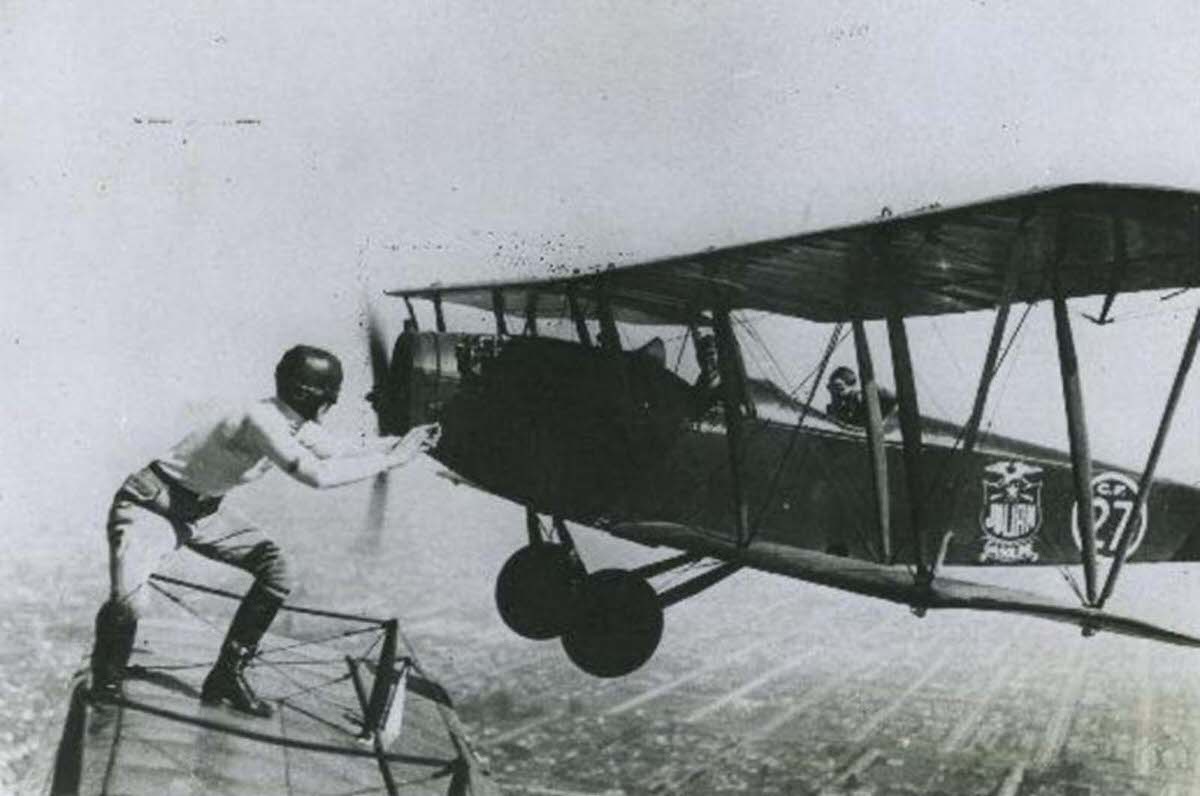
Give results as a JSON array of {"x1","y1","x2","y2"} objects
[
  {"x1": 90, "y1": 599, "x2": 138, "y2": 699},
  {"x1": 200, "y1": 582, "x2": 284, "y2": 718}
]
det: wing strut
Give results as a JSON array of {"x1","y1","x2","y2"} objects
[
  {"x1": 886, "y1": 312, "x2": 930, "y2": 581},
  {"x1": 432, "y1": 293, "x2": 446, "y2": 332},
  {"x1": 524, "y1": 290, "x2": 540, "y2": 336},
  {"x1": 565, "y1": 285, "x2": 593, "y2": 347},
  {"x1": 490, "y1": 288, "x2": 509, "y2": 336},
  {"x1": 1097, "y1": 304, "x2": 1200, "y2": 607},
  {"x1": 712, "y1": 304, "x2": 751, "y2": 546},
  {"x1": 851, "y1": 320, "x2": 891, "y2": 562},
  {"x1": 1051, "y1": 217, "x2": 1099, "y2": 606}
]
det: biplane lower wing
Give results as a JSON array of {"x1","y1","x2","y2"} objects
[
  {"x1": 608, "y1": 521, "x2": 1200, "y2": 649},
  {"x1": 37, "y1": 576, "x2": 498, "y2": 796}
]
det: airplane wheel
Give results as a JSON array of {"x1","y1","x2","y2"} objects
[
  {"x1": 495, "y1": 545, "x2": 582, "y2": 640},
  {"x1": 561, "y1": 569, "x2": 663, "y2": 678}
]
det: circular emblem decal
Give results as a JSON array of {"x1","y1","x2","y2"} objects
[{"x1": 1070, "y1": 472, "x2": 1148, "y2": 558}]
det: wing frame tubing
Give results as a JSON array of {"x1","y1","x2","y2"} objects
[
  {"x1": 1097, "y1": 304, "x2": 1200, "y2": 608},
  {"x1": 347, "y1": 655, "x2": 401, "y2": 796},
  {"x1": 851, "y1": 320, "x2": 891, "y2": 563},
  {"x1": 365, "y1": 619, "x2": 400, "y2": 733},
  {"x1": 147, "y1": 574, "x2": 390, "y2": 625},
  {"x1": 1052, "y1": 291, "x2": 1099, "y2": 606}
]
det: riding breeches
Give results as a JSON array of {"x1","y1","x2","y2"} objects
[{"x1": 105, "y1": 464, "x2": 294, "y2": 617}]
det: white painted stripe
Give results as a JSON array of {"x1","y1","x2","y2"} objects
[
  {"x1": 813, "y1": 747, "x2": 881, "y2": 793},
  {"x1": 485, "y1": 711, "x2": 563, "y2": 746},
  {"x1": 1032, "y1": 646, "x2": 1087, "y2": 768},
  {"x1": 748, "y1": 653, "x2": 894, "y2": 742},
  {"x1": 939, "y1": 637, "x2": 1022, "y2": 755},
  {"x1": 1133, "y1": 644, "x2": 1154, "y2": 777},
  {"x1": 848, "y1": 645, "x2": 953, "y2": 744},
  {"x1": 994, "y1": 763, "x2": 1026, "y2": 796},
  {"x1": 684, "y1": 617, "x2": 889, "y2": 724},
  {"x1": 603, "y1": 597, "x2": 848, "y2": 717}
]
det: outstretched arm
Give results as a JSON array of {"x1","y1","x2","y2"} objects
[{"x1": 245, "y1": 406, "x2": 440, "y2": 489}]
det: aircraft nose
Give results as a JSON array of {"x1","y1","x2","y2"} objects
[{"x1": 371, "y1": 329, "x2": 471, "y2": 437}]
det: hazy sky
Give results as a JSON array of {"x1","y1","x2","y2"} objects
[{"x1": 5, "y1": 2, "x2": 1200, "y2": 547}]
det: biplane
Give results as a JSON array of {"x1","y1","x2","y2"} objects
[{"x1": 368, "y1": 182, "x2": 1200, "y2": 679}]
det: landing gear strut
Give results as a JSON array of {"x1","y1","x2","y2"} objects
[
  {"x1": 495, "y1": 510, "x2": 586, "y2": 640},
  {"x1": 495, "y1": 511, "x2": 737, "y2": 678}
]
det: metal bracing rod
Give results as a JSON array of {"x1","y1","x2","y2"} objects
[
  {"x1": 525, "y1": 506, "x2": 542, "y2": 547},
  {"x1": 632, "y1": 552, "x2": 702, "y2": 580},
  {"x1": 712, "y1": 305, "x2": 751, "y2": 547},
  {"x1": 566, "y1": 286, "x2": 592, "y2": 347},
  {"x1": 657, "y1": 563, "x2": 742, "y2": 608},
  {"x1": 552, "y1": 516, "x2": 576, "y2": 550},
  {"x1": 885, "y1": 313, "x2": 930, "y2": 581},
  {"x1": 432, "y1": 294, "x2": 446, "y2": 332},
  {"x1": 851, "y1": 320, "x2": 891, "y2": 563},
  {"x1": 490, "y1": 288, "x2": 508, "y2": 336},
  {"x1": 1052, "y1": 292, "x2": 1099, "y2": 605},
  {"x1": 1097, "y1": 305, "x2": 1200, "y2": 608},
  {"x1": 403, "y1": 298, "x2": 419, "y2": 331}
]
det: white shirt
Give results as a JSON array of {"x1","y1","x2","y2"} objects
[{"x1": 155, "y1": 398, "x2": 348, "y2": 497}]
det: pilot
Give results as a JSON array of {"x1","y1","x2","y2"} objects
[
  {"x1": 691, "y1": 333, "x2": 722, "y2": 416},
  {"x1": 826, "y1": 366, "x2": 895, "y2": 427},
  {"x1": 89, "y1": 345, "x2": 440, "y2": 718}
]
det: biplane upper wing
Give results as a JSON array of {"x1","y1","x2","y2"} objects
[
  {"x1": 387, "y1": 183, "x2": 1200, "y2": 323},
  {"x1": 607, "y1": 521, "x2": 1200, "y2": 648}
]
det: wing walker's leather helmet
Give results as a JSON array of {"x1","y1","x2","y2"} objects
[{"x1": 276, "y1": 345, "x2": 343, "y2": 421}]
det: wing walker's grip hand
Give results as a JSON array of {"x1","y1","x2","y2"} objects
[{"x1": 386, "y1": 423, "x2": 441, "y2": 468}]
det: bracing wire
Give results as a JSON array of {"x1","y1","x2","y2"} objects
[
  {"x1": 734, "y1": 314, "x2": 793, "y2": 392},
  {"x1": 918, "y1": 299, "x2": 1085, "y2": 600},
  {"x1": 747, "y1": 323, "x2": 853, "y2": 540},
  {"x1": 670, "y1": 324, "x2": 693, "y2": 376}
]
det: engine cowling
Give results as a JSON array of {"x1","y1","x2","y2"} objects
[
  {"x1": 374, "y1": 330, "x2": 484, "y2": 435},
  {"x1": 378, "y1": 330, "x2": 696, "y2": 520}
]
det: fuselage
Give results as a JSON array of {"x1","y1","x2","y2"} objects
[{"x1": 384, "y1": 331, "x2": 1200, "y2": 567}]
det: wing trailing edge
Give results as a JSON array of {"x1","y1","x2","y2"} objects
[{"x1": 608, "y1": 521, "x2": 1200, "y2": 649}]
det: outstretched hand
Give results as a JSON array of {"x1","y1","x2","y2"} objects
[{"x1": 386, "y1": 423, "x2": 441, "y2": 468}]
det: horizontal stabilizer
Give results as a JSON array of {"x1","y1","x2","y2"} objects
[{"x1": 608, "y1": 521, "x2": 1200, "y2": 649}]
